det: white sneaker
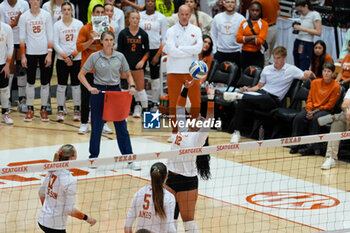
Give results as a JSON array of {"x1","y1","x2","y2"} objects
[
  {"x1": 103, "y1": 123, "x2": 113, "y2": 134},
  {"x1": 2, "y1": 113, "x2": 13, "y2": 125},
  {"x1": 318, "y1": 114, "x2": 334, "y2": 126},
  {"x1": 230, "y1": 130, "x2": 241, "y2": 144},
  {"x1": 17, "y1": 99, "x2": 28, "y2": 113},
  {"x1": 321, "y1": 157, "x2": 336, "y2": 170},
  {"x1": 223, "y1": 92, "x2": 239, "y2": 101},
  {"x1": 126, "y1": 162, "x2": 141, "y2": 171},
  {"x1": 73, "y1": 110, "x2": 81, "y2": 122},
  {"x1": 167, "y1": 133, "x2": 176, "y2": 143},
  {"x1": 56, "y1": 111, "x2": 65, "y2": 122},
  {"x1": 78, "y1": 124, "x2": 89, "y2": 134},
  {"x1": 133, "y1": 105, "x2": 142, "y2": 118}
]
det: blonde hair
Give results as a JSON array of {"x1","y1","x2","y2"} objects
[
  {"x1": 53, "y1": 144, "x2": 75, "y2": 162},
  {"x1": 272, "y1": 46, "x2": 287, "y2": 57}
]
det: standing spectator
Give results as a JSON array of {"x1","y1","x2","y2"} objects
[
  {"x1": 335, "y1": 41, "x2": 350, "y2": 90},
  {"x1": 167, "y1": 0, "x2": 213, "y2": 36},
  {"x1": 122, "y1": 0, "x2": 174, "y2": 17},
  {"x1": 338, "y1": 29, "x2": 350, "y2": 63},
  {"x1": 104, "y1": 3, "x2": 119, "y2": 49},
  {"x1": 124, "y1": 162, "x2": 176, "y2": 233},
  {"x1": 236, "y1": 1, "x2": 268, "y2": 70},
  {"x1": 118, "y1": 11, "x2": 149, "y2": 118},
  {"x1": 38, "y1": 144, "x2": 96, "y2": 232},
  {"x1": 253, "y1": 0, "x2": 280, "y2": 65},
  {"x1": 211, "y1": 0, "x2": 245, "y2": 68},
  {"x1": 19, "y1": 0, "x2": 53, "y2": 122},
  {"x1": 76, "y1": 4, "x2": 113, "y2": 134},
  {"x1": 0, "y1": 0, "x2": 29, "y2": 114},
  {"x1": 139, "y1": 0, "x2": 168, "y2": 111},
  {"x1": 78, "y1": 31, "x2": 139, "y2": 171},
  {"x1": 319, "y1": 89, "x2": 350, "y2": 169},
  {"x1": 199, "y1": 35, "x2": 213, "y2": 83},
  {"x1": 293, "y1": 0, "x2": 322, "y2": 71},
  {"x1": 0, "y1": 18, "x2": 14, "y2": 124},
  {"x1": 224, "y1": 46, "x2": 313, "y2": 143},
  {"x1": 290, "y1": 62, "x2": 341, "y2": 156},
  {"x1": 163, "y1": 4, "x2": 203, "y2": 142},
  {"x1": 53, "y1": 2, "x2": 83, "y2": 122},
  {"x1": 310, "y1": 40, "x2": 333, "y2": 79},
  {"x1": 105, "y1": 0, "x2": 125, "y2": 41}
]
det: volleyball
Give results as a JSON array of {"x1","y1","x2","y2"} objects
[{"x1": 189, "y1": 60, "x2": 208, "y2": 80}]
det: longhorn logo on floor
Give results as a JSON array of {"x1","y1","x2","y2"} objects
[{"x1": 143, "y1": 110, "x2": 161, "y2": 129}]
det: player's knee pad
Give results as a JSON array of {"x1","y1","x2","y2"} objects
[
  {"x1": 138, "y1": 89, "x2": 148, "y2": 102},
  {"x1": 71, "y1": 85, "x2": 81, "y2": 106},
  {"x1": 56, "y1": 84, "x2": 66, "y2": 95},
  {"x1": 0, "y1": 87, "x2": 10, "y2": 100},
  {"x1": 183, "y1": 220, "x2": 199, "y2": 233},
  {"x1": 16, "y1": 62, "x2": 26, "y2": 76},
  {"x1": 17, "y1": 75, "x2": 27, "y2": 87},
  {"x1": 151, "y1": 79, "x2": 160, "y2": 92}
]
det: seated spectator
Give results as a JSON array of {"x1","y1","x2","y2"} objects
[
  {"x1": 311, "y1": 40, "x2": 334, "y2": 79},
  {"x1": 167, "y1": 0, "x2": 213, "y2": 35},
  {"x1": 290, "y1": 62, "x2": 341, "y2": 156},
  {"x1": 199, "y1": 35, "x2": 213, "y2": 83},
  {"x1": 338, "y1": 28, "x2": 350, "y2": 63},
  {"x1": 335, "y1": 41, "x2": 350, "y2": 90},
  {"x1": 224, "y1": 46, "x2": 313, "y2": 143},
  {"x1": 319, "y1": 88, "x2": 350, "y2": 170},
  {"x1": 236, "y1": 1, "x2": 268, "y2": 70}
]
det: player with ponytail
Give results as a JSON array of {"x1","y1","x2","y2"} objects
[{"x1": 125, "y1": 162, "x2": 176, "y2": 232}]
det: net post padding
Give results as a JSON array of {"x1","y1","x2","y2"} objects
[{"x1": 1, "y1": 131, "x2": 348, "y2": 176}]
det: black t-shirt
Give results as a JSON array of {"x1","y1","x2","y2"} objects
[{"x1": 117, "y1": 27, "x2": 149, "y2": 68}]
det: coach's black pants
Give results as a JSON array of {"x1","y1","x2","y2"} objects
[{"x1": 80, "y1": 73, "x2": 94, "y2": 124}]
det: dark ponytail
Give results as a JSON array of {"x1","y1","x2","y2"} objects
[
  {"x1": 150, "y1": 162, "x2": 167, "y2": 219},
  {"x1": 196, "y1": 137, "x2": 211, "y2": 180}
]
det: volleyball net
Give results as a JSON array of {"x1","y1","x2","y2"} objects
[{"x1": 1, "y1": 132, "x2": 350, "y2": 233}]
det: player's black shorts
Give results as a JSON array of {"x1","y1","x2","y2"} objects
[
  {"x1": 166, "y1": 171, "x2": 198, "y2": 192},
  {"x1": 126, "y1": 55, "x2": 146, "y2": 71},
  {"x1": 38, "y1": 222, "x2": 66, "y2": 233}
]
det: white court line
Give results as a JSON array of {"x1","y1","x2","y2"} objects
[{"x1": 1, "y1": 138, "x2": 350, "y2": 231}]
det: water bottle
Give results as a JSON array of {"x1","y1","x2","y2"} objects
[{"x1": 258, "y1": 125, "x2": 264, "y2": 141}]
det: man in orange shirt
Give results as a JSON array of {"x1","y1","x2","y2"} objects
[
  {"x1": 76, "y1": 4, "x2": 113, "y2": 134},
  {"x1": 291, "y1": 62, "x2": 341, "y2": 156},
  {"x1": 253, "y1": 0, "x2": 280, "y2": 65}
]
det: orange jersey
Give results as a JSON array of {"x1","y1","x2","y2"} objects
[
  {"x1": 236, "y1": 19, "x2": 268, "y2": 52},
  {"x1": 253, "y1": 0, "x2": 280, "y2": 25},
  {"x1": 341, "y1": 54, "x2": 350, "y2": 81},
  {"x1": 76, "y1": 22, "x2": 113, "y2": 73},
  {"x1": 305, "y1": 78, "x2": 340, "y2": 111}
]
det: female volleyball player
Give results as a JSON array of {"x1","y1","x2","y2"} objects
[
  {"x1": 117, "y1": 11, "x2": 149, "y2": 118},
  {"x1": 38, "y1": 144, "x2": 96, "y2": 232},
  {"x1": 166, "y1": 80, "x2": 214, "y2": 232},
  {"x1": 139, "y1": 0, "x2": 168, "y2": 111},
  {"x1": 19, "y1": 0, "x2": 53, "y2": 122},
  {"x1": 125, "y1": 162, "x2": 176, "y2": 233},
  {"x1": 53, "y1": 2, "x2": 83, "y2": 122}
]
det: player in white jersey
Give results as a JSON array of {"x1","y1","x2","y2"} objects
[
  {"x1": 0, "y1": 0, "x2": 29, "y2": 113},
  {"x1": 42, "y1": 0, "x2": 75, "y2": 25},
  {"x1": 105, "y1": 0, "x2": 125, "y2": 42},
  {"x1": 38, "y1": 144, "x2": 96, "y2": 232},
  {"x1": 104, "y1": 3, "x2": 119, "y2": 49},
  {"x1": 139, "y1": 0, "x2": 167, "y2": 111},
  {"x1": 0, "y1": 21, "x2": 14, "y2": 124},
  {"x1": 166, "y1": 80, "x2": 214, "y2": 233},
  {"x1": 53, "y1": 2, "x2": 83, "y2": 122},
  {"x1": 125, "y1": 162, "x2": 176, "y2": 233},
  {"x1": 19, "y1": 0, "x2": 53, "y2": 122}
]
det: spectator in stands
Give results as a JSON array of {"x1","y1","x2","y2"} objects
[
  {"x1": 290, "y1": 62, "x2": 341, "y2": 156},
  {"x1": 336, "y1": 41, "x2": 350, "y2": 90},
  {"x1": 163, "y1": 4, "x2": 202, "y2": 142},
  {"x1": 122, "y1": 0, "x2": 174, "y2": 17},
  {"x1": 236, "y1": 1, "x2": 268, "y2": 70},
  {"x1": 224, "y1": 46, "x2": 313, "y2": 143},
  {"x1": 199, "y1": 35, "x2": 213, "y2": 83},
  {"x1": 292, "y1": 0, "x2": 322, "y2": 71},
  {"x1": 253, "y1": 0, "x2": 280, "y2": 66},
  {"x1": 211, "y1": 0, "x2": 245, "y2": 67},
  {"x1": 76, "y1": 4, "x2": 113, "y2": 134},
  {"x1": 338, "y1": 29, "x2": 350, "y2": 63},
  {"x1": 319, "y1": 89, "x2": 350, "y2": 170},
  {"x1": 167, "y1": 0, "x2": 213, "y2": 36},
  {"x1": 310, "y1": 40, "x2": 334, "y2": 79}
]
